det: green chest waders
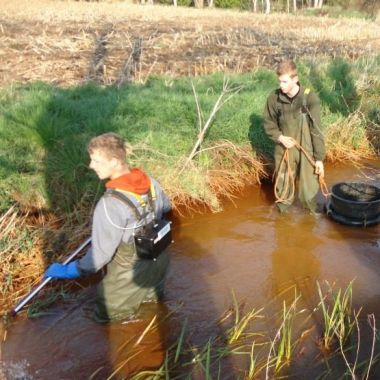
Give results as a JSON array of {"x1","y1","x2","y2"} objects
[
  {"x1": 94, "y1": 188, "x2": 170, "y2": 323},
  {"x1": 274, "y1": 94, "x2": 320, "y2": 213},
  {"x1": 94, "y1": 242, "x2": 169, "y2": 323}
]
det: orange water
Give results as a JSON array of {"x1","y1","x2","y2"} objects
[{"x1": 1, "y1": 161, "x2": 379, "y2": 379}]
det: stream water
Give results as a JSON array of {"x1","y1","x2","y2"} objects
[{"x1": 1, "y1": 161, "x2": 379, "y2": 379}]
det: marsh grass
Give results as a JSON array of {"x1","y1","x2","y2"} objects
[
  {"x1": 225, "y1": 290, "x2": 264, "y2": 345},
  {"x1": 274, "y1": 300, "x2": 297, "y2": 372},
  {"x1": 117, "y1": 283, "x2": 380, "y2": 379},
  {"x1": 317, "y1": 281, "x2": 356, "y2": 352},
  {"x1": 263, "y1": 293, "x2": 301, "y2": 378}
]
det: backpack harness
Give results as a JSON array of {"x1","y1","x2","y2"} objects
[{"x1": 104, "y1": 184, "x2": 172, "y2": 261}]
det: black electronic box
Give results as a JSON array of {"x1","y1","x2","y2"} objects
[{"x1": 134, "y1": 219, "x2": 172, "y2": 260}]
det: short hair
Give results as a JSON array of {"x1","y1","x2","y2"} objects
[
  {"x1": 87, "y1": 132, "x2": 126, "y2": 162},
  {"x1": 276, "y1": 60, "x2": 298, "y2": 78}
]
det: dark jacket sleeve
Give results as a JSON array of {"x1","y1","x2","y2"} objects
[
  {"x1": 307, "y1": 92, "x2": 326, "y2": 161},
  {"x1": 263, "y1": 92, "x2": 282, "y2": 142}
]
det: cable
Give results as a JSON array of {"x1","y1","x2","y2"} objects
[{"x1": 274, "y1": 139, "x2": 330, "y2": 205}]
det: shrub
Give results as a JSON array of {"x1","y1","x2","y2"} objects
[{"x1": 214, "y1": 0, "x2": 250, "y2": 10}]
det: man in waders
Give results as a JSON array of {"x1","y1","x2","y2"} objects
[
  {"x1": 263, "y1": 60, "x2": 326, "y2": 213},
  {"x1": 44, "y1": 133, "x2": 171, "y2": 323}
]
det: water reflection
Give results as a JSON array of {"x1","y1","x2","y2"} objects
[
  {"x1": 101, "y1": 303, "x2": 169, "y2": 379},
  {"x1": 1, "y1": 289, "x2": 170, "y2": 379},
  {"x1": 166, "y1": 229, "x2": 238, "y2": 379},
  {"x1": 271, "y1": 214, "x2": 321, "y2": 306}
]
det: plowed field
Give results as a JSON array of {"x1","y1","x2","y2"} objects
[{"x1": 1, "y1": 0, "x2": 379, "y2": 86}]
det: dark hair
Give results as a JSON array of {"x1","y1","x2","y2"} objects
[
  {"x1": 276, "y1": 60, "x2": 298, "y2": 77},
  {"x1": 87, "y1": 133, "x2": 126, "y2": 162}
]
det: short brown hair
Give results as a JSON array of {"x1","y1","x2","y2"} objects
[
  {"x1": 276, "y1": 60, "x2": 298, "y2": 77},
  {"x1": 87, "y1": 132, "x2": 126, "y2": 162}
]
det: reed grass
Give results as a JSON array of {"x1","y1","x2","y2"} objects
[
  {"x1": 81, "y1": 285, "x2": 380, "y2": 379},
  {"x1": 226, "y1": 290, "x2": 264, "y2": 345},
  {"x1": 316, "y1": 281, "x2": 356, "y2": 352},
  {"x1": 264, "y1": 293, "x2": 300, "y2": 378},
  {"x1": 274, "y1": 300, "x2": 296, "y2": 372},
  {"x1": 246, "y1": 341, "x2": 259, "y2": 379}
]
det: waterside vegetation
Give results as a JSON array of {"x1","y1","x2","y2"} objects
[
  {"x1": 0, "y1": 56, "x2": 379, "y2": 316},
  {"x1": 87, "y1": 282, "x2": 378, "y2": 379}
]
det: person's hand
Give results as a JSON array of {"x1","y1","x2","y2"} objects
[
  {"x1": 278, "y1": 135, "x2": 296, "y2": 149},
  {"x1": 44, "y1": 261, "x2": 80, "y2": 280},
  {"x1": 315, "y1": 160, "x2": 324, "y2": 177}
]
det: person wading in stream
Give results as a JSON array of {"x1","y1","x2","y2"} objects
[
  {"x1": 44, "y1": 132, "x2": 171, "y2": 323},
  {"x1": 263, "y1": 59, "x2": 326, "y2": 213}
]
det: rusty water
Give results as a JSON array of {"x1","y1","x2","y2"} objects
[{"x1": 1, "y1": 161, "x2": 379, "y2": 379}]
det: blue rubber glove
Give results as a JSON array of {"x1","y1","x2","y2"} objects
[{"x1": 44, "y1": 261, "x2": 81, "y2": 279}]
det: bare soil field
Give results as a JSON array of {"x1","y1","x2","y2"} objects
[{"x1": 0, "y1": 0, "x2": 379, "y2": 86}]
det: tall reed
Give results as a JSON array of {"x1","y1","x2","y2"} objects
[{"x1": 317, "y1": 280, "x2": 356, "y2": 352}]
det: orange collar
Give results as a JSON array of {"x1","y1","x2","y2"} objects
[{"x1": 106, "y1": 168, "x2": 151, "y2": 195}]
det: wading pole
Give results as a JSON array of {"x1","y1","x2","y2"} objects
[{"x1": 10, "y1": 237, "x2": 91, "y2": 316}]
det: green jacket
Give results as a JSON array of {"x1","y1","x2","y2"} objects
[{"x1": 263, "y1": 86, "x2": 326, "y2": 161}]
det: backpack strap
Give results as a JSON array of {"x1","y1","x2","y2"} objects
[
  {"x1": 147, "y1": 183, "x2": 157, "y2": 214},
  {"x1": 105, "y1": 183, "x2": 157, "y2": 221},
  {"x1": 276, "y1": 90, "x2": 283, "y2": 122},
  {"x1": 105, "y1": 189, "x2": 142, "y2": 221}
]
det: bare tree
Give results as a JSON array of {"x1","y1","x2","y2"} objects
[
  {"x1": 293, "y1": 0, "x2": 297, "y2": 12},
  {"x1": 265, "y1": 0, "x2": 270, "y2": 14},
  {"x1": 252, "y1": 0, "x2": 258, "y2": 12},
  {"x1": 180, "y1": 78, "x2": 242, "y2": 173}
]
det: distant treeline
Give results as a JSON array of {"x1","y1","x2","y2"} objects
[
  {"x1": 75, "y1": 0, "x2": 378, "y2": 15},
  {"x1": 149, "y1": 0, "x2": 379, "y2": 16}
]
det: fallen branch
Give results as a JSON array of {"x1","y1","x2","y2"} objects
[{"x1": 179, "y1": 77, "x2": 242, "y2": 174}]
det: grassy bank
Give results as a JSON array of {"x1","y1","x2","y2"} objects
[
  {"x1": 1, "y1": 57, "x2": 379, "y2": 213},
  {"x1": 0, "y1": 57, "x2": 379, "y2": 314}
]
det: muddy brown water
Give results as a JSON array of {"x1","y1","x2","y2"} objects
[{"x1": 1, "y1": 161, "x2": 379, "y2": 379}]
